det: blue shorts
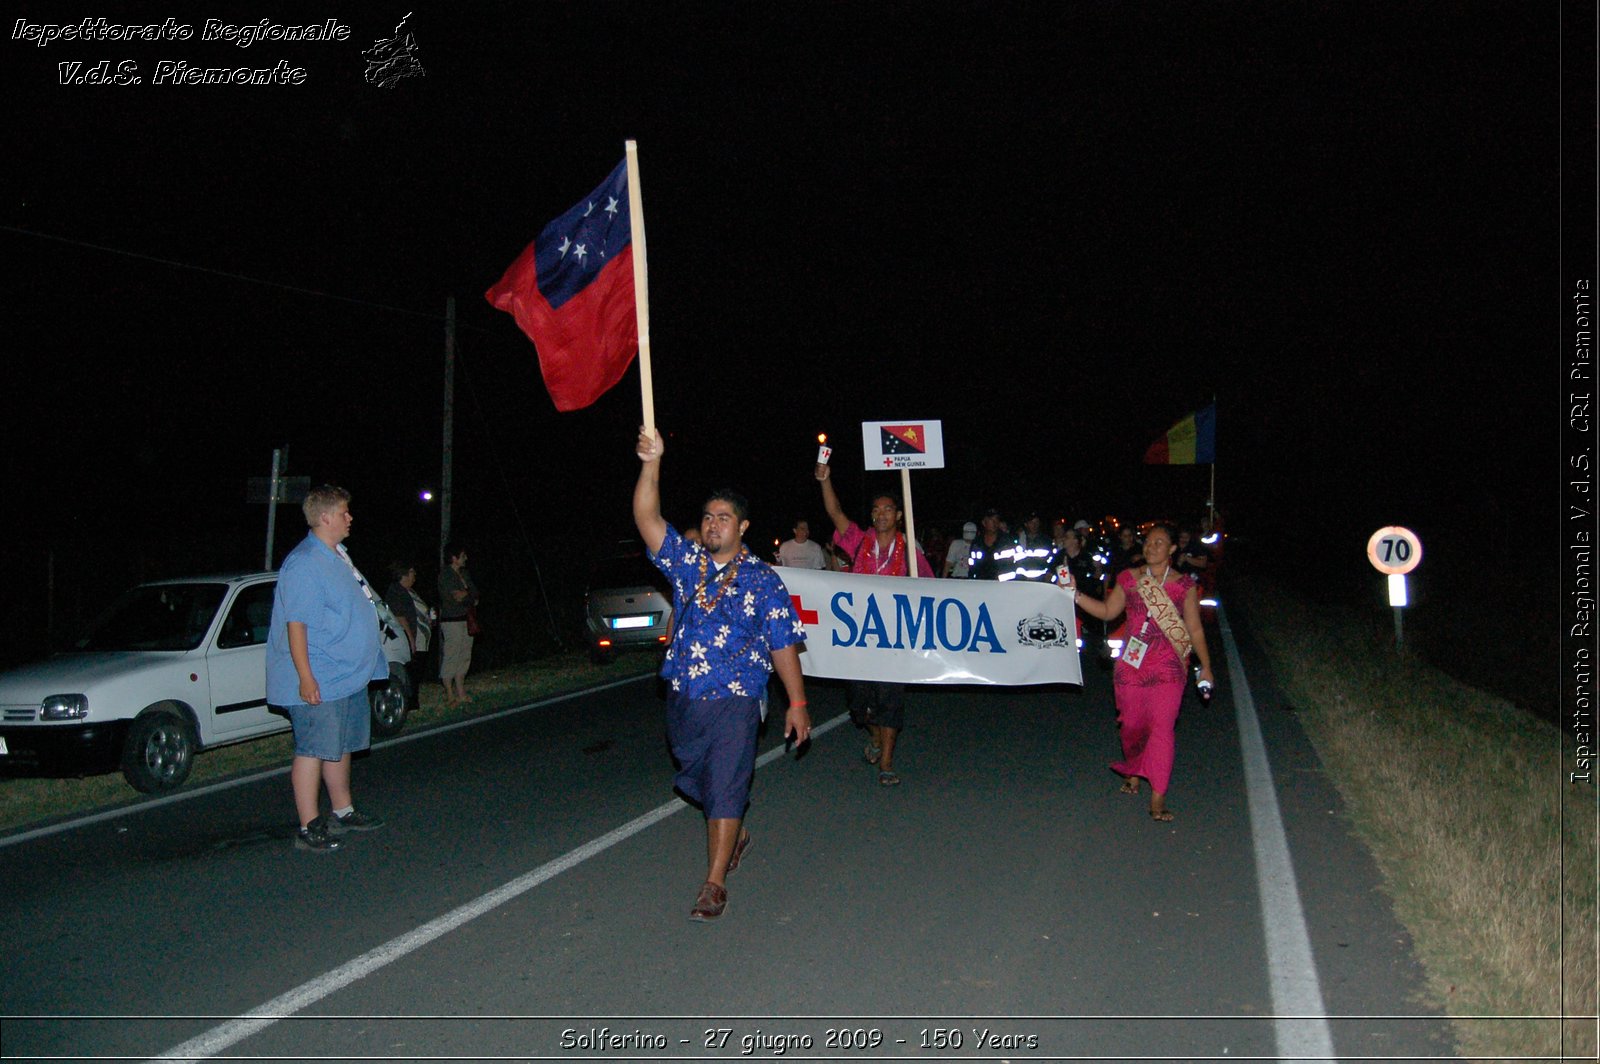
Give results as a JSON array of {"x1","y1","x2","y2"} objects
[
  {"x1": 287, "y1": 689, "x2": 372, "y2": 761},
  {"x1": 667, "y1": 695, "x2": 761, "y2": 819}
]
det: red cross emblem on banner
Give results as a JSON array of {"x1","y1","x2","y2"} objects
[{"x1": 790, "y1": 595, "x2": 819, "y2": 625}]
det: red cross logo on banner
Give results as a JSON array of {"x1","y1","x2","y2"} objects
[{"x1": 790, "y1": 595, "x2": 819, "y2": 625}]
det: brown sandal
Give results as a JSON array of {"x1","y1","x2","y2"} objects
[
  {"x1": 689, "y1": 881, "x2": 728, "y2": 921},
  {"x1": 1119, "y1": 777, "x2": 1140, "y2": 795}
]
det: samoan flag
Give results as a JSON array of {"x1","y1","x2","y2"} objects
[
  {"x1": 1144, "y1": 403, "x2": 1217, "y2": 464},
  {"x1": 485, "y1": 159, "x2": 637, "y2": 412},
  {"x1": 880, "y1": 424, "x2": 927, "y2": 455}
]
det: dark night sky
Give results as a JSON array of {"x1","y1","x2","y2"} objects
[{"x1": 1, "y1": 2, "x2": 1561, "y2": 661}]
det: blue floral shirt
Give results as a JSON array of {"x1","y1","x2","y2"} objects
[{"x1": 649, "y1": 525, "x2": 804, "y2": 700}]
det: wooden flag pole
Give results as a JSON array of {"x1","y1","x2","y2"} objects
[
  {"x1": 625, "y1": 140, "x2": 655, "y2": 434},
  {"x1": 900, "y1": 467, "x2": 919, "y2": 579}
]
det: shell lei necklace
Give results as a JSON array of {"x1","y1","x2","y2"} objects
[{"x1": 694, "y1": 548, "x2": 744, "y2": 612}]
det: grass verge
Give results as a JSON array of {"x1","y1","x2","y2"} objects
[
  {"x1": 0, "y1": 650, "x2": 659, "y2": 836},
  {"x1": 1236, "y1": 575, "x2": 1596, "y2": 1062}
]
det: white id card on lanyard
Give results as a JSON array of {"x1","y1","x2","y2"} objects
[{"x1": 1123, "y1": 619, "x2": 1152, "y2": 669}]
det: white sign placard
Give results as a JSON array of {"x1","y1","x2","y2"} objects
[
  {"x1": 861, "y1": 419, "x2": 945, "y2": 470},
  {"x1": 776, "y1": 568, "x2": 1082, "y2": 686},
  {"x1": 1367, "y1": 526, "x2": 1423, "y2": 575}
]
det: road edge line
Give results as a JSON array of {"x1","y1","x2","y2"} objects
[{"x1": 1219, "y1": 601, "x2": 1338, "y2": 1062}]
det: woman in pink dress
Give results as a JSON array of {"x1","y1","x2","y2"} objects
[{"x1": 1066, "y1": 524, "x2": 1215, "y2": 821}]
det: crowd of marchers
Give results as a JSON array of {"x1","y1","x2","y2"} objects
[
  {"x1": 776, "y1": 505, "x2": 1224, "y2": 598},
  {"x1": 771, "y1": 495, "x2": 1226, "y2": 828}
]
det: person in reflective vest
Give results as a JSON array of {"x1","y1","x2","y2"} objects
[{"x1": 966, "y1": 508, "x2": 1019, "y2": 581}]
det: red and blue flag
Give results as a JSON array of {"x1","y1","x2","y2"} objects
[
  {"x1": 1144, "y1": 403, "x2": 1217, "y2": 464},
  {"x1": 485, "y1": 159, "x2": 637, "y2": 411}
]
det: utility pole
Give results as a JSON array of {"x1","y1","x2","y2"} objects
[{"x1": 441, "y1": 295, "x2": 455, "y2": 567}]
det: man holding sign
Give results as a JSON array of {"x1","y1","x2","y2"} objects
[
  {"x1": 816, "y1": 460, "x2": 934, "y2": 787},
  {"x1": 634, "y1": 428, "x2": 811, "y2": 921}
]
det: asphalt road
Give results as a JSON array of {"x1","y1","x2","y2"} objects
[{"x1": 0, "y1": 603, "x2": 1456, "y2": 1063}]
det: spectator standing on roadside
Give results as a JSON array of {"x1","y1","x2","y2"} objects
[
  {"x1": 267, "y1": 485, "x2": 389, "y2": 852},
  {"x1": 816, "y1": 462, "x2": 934, "y2": 787},
  {"x1": 385, "y1": 561, "x2": 435, "y2": 688},
  {"x1": 437, "y1": 543, "x2": 480, "y2": 707},
  {"x1": 945, "y1": 520, "x2": 978, "y2": 578},
  {"x1": 634, "y1": 427, "x2": 810, "y2": 922},
  {"x1": 777, "y1": 519, "x2": 828, "y2": 570}
]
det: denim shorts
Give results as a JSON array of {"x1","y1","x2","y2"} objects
[{"x1": 287, "y1": 689, "x2": 372, "y2": 761}]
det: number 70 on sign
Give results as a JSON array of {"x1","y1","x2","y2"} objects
[{"x1": 1366, "y1": 526, "x2": 1423, "y2": 575}]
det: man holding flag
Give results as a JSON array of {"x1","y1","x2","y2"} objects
[{"x1": 633, "y1": 427, "x2": 811, "y2": 922}]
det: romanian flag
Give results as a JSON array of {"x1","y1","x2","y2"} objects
[
  {"x1": 485, "y1": 159, "x2": 638, "y2": 412},
  {"x1": 1144, "y1": 403, "x2": 1216, "y2": 464}
]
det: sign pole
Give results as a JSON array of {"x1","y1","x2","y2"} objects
[
  {"x1": 900, "y1": 468, "x2": 918, "y2": 579},
  {"x1": 624, "y1": 140, "x2": 655, "y2": 434},
  {"x1": 264, "y1": 447, "x2": 282, "y2": 570},
  {"x1": 1367, "y1": 527, "x2": 1422, "y2": 652}
]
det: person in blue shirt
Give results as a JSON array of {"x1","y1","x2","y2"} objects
[
  {"x1": 267, "y1": 485, "x2": 390, "y2": 852},
  {"x1": 633, "y1": 426, "x2": 811, "y2": 922}
]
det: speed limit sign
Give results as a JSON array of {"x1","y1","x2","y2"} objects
[{"x1": 1367, "y1": 526, "x2": 1422, "y2": 575}]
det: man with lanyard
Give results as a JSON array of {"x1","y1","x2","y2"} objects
[
  {"x1": 634, "y1": 427, "x2": 811, "y2": 922},
  {"x1": 815, "y1": 461, "x2": 934, "y2": 786},
  {"x1": 267, "y1": 485, "x2": 390, "y2": 852}
]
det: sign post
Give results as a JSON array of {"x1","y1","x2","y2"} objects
[
  {"x1": 860, "y1": 420, "x2": 945, "y2": 578},
  {"x1": 1366, "y1": 525, "x2": 1423, "y2": 649},
  {"x1": 247, "y1": 450, "x2": 310, "y2": 570}
]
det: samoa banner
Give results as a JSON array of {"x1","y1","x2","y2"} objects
[{"x1": 775, "y1": 569, "x2": 1083, "y2": 686}]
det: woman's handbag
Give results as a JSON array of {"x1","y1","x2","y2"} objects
[{"x1": 466, "y1": 605, "x2": 482, "y2": 637}]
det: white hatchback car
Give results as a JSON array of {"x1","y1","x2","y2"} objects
[{"x1": 0, "y1": 572, "x2": 413, "y2": 793}]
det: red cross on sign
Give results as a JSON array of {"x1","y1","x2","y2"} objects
[{"x1": 790, "y1": 595, "x2": 818, "y2": 625}]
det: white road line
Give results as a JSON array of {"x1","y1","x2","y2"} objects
[
  {"x1": 0, "y1": 673, "x2": 654, "y2": 850},
  {"x1": 145, "y1": 709, "x2": 851, "y2": 1063},
  {"x1": 1218, "y1": 602, "x2": 1338, "y2": 1062}
]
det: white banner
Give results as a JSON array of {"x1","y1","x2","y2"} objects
[{"x1": 775, "y1": 569, "x2": 1083, "y2": 686}]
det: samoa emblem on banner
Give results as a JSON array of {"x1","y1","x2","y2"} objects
[{"x1": 1016, "y1": 613, "x2": 1074, "y2": 648}]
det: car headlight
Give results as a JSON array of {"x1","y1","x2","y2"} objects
[{"x1": 41, "y1": 694, "x2": 89, "y2": 720}]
